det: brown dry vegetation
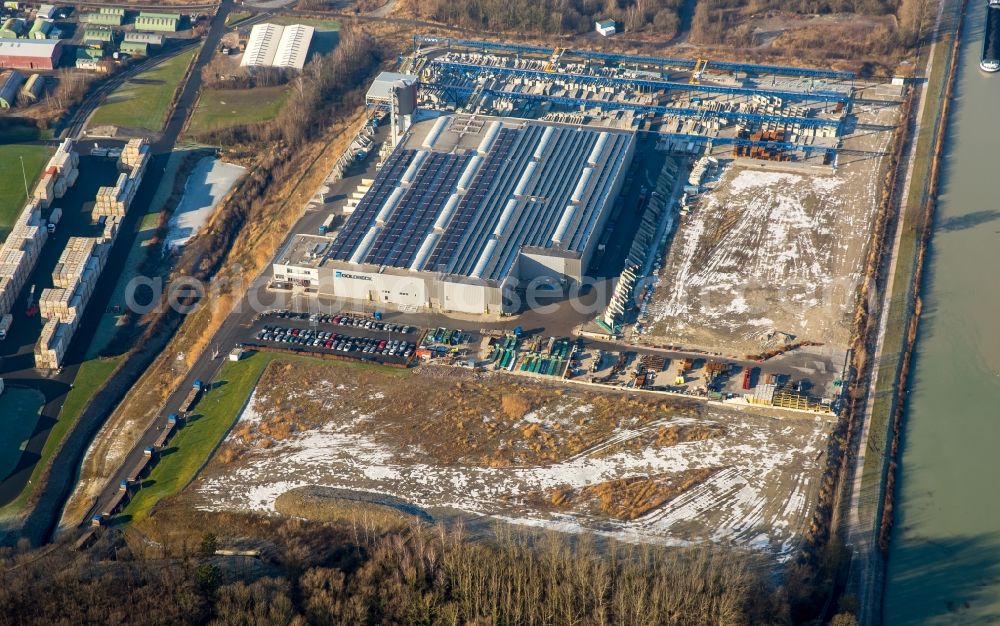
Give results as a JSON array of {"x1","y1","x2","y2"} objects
[
  {"x1": 548, "y1": 467, "x2": 720, "y2": 520},
  {"x1": 0, "y1": 506, "x2": 794, "y2": 626},
  {"x1": 684, "y1": 0, "x2": 934, "y2": 71},
  {"x1": 397, "y1": 0, "x2": 686, "y2": 39},
  {"x1": 233, "y1": 360, "x2": 706, "y2": 469},
  {"x1": 592, "y1": 423, "x2": 726, "y2": 458},
  {"x1": 390, "y1": 0, "x2": 933, "y2": 74}
]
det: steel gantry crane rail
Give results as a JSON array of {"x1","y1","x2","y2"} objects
[
  {"x1": 425, "y1": 59, "x2": 852, "y2": 105},
  {"x1": 421, "y1": 81, "x2": 844, "y2": 130}
]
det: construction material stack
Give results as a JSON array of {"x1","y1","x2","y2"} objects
[
  {"x1": 35, "y1": 237, "x2": 107, "y2": 369},
  {"x1": 733, "y1": 129, "x2": 791, "y2": 161},
  {"x1": 94, "y1": 173, "x2": 134, "y2": 217},
  {"x1": 94, "y1": 138, "x2": 149, "y2": 218},
  {"x1": 119, "y1": 137, "x2": 150, "y2": 174},
  {"x1": 0, "y1": 142, "x2": 75, "y2": 339},
  {"x1": 34, "y1": 139, "x2": 149, "y2": 368},
  {"x1": 31, "y1": 139, "x2": 79, "y2": 209}
]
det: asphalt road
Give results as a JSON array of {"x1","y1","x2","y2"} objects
[
  {"x1": 80, "y1": 95, "x2": 384, "y2": 527},
  {"x1": 71, "y1": 0, "x2": 242, "y2": 528},
  {"x1": 0, "y1": 0, "x2": 238, "y2": 544}
]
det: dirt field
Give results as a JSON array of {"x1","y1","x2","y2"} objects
[
  {"x1": 191, "y1": 360, "x2": 833, "y2": 558},
  {"x1": 639, "y1": 100, "x2": 899, "y2": 356}
]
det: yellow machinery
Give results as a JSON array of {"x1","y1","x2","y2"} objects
[
  {"x1": 543, "y1": 47, "x2": 564, "y2": 72},
  {"x1": 690, "y1": 58, "x2": 709, "y2": 84}
]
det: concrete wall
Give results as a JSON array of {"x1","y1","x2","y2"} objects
[
  {"x1": 440, "y1": 280, "x2": 489, "y2": 314},
  {"x1": 273, "y1": 262, "x2": 319, "y2": 286}
]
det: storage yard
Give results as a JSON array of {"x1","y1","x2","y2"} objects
[
  {"x1": 34, "y1": 138, "x2": 150, "y2": 369},
  {"x1": 408, "y1": 37, "x2": 860, "y2": 164},
  {"x1": 639, "y1": 96, "x2": 899, "y2": 356},
  {"x1": 284, "y1": 38, "x2": 901, "y2": 330},
  {"x1": 191, "y1": 359, "x2": 832, "y2": 556},
  {"x1": 0, "y1": 139, "x2": 75, "y2": 343}
]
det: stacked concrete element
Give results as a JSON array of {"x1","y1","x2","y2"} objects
[
  {"x1": 34, "y1": 138, "x2": 149, "y2": 369},
  {"x1": 94, "y1": 173, "x2": 136, "y2": 216},
  {"x1": 35, "y1": 237, "x2": 108, "y2": 368},
  {"x1": 0, "y1": 140, "x2": 77, "y2": 336},
  {"x1": 602, "y1": 264, "x2": 637, "y2": 331},
  {"x1": 32, "y1": 139, "x2": 79, "y2": 208}
]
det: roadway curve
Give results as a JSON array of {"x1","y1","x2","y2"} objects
[{"x1": 2, "y1": 0, "x2": 238, "y2": 547}]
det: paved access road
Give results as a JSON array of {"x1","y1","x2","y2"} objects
[
  {"x1": 0, "y1": 0, "x2": 241, "y2": 547},
  {"x1": 79, "y1": 106, "x2": 391, "y2": 529}
]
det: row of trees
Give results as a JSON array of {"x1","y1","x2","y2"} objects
[
  {"x1": 195, "y1": 29, "x2": 381, "y2": 148},
  {"x1": 398, "y1": 0, "x2": 686, "y2": 38},
  {"x1": 689, "y1": 0, "x2": 932, "y2": 54},
  {"x1": 0, "y1": 521, "x2": 802, "y2": 625}
]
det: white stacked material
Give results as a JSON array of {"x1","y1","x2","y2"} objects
[
  {"x1": 30, "y1": 140, "x2": 78, "y2": 207},
  {"x1": 101, "y1": 215, "x2": 120, "y2": 243},
  {"x1": 0, "y1": 141, "x2": 77, "y2": 326},
  {"x1": 94, "y1": 173, "x2": 136, "y2": 217},
  {"x1": 0, "y1": 278, "x2": 14, "y2": 315},
  {"x1": 119, "y1": 137, "x2": 149, "y2": 171},
  {"x1": 52, "y1": 237, "x2": 96, "y2": 287},
  {"x1": 38, "y1": 287, "x2": 70, "y2": 320},
  {"x1": 31, "y1": 139, "x2": 126, "y2": 367},
  {"x1": 35, "y1": 317, "x2": 71, "y2": 370},
  {"x1": 35, "y1": 233, "x2": 107, "y2": 369}
]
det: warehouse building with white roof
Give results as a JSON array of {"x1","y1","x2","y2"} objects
[
  {"x1": 240, "y1": 22, "x2": 314, "y2": 70},
  {"x1": 273, "y1": 114, "x2": 636, "y2": 314}
]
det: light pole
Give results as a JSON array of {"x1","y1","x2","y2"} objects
[{"x1": 19, "y1": 155, "x2": 29, "y2": 200}]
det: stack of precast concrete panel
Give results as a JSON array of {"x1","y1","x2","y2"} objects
[
  {"x1": 120, "y1": 137, "x2": 150, "y2": 172},
  {"x1": 35, "y1": 236, "x2": 108, "y2": 369},
  {"x1": 0, "y1": 202, "x2": 49, "y2": 318},
  {"x1": 94, "y1": 173, "x2": 135, "y2": 217},
  {"x1": 31, "y1": 139, "x2": 78, "y2": 209},
  {"x1": 35, "y1": 318, "x2": 71, "y2": 370},
  {"x1": 34, "y1": 139, "x2": 146, "y2": 369},
  {"x1": 94, "y1": 138, "x2": 150, "y2": 217}
]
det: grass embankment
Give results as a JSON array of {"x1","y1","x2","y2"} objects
[
  {"x1": 857, "y1": 5, "x2": 959, "y2": 528},
  {"x1": 0, "y1": 389, "x2": 46, "y2": 482},
  {"x1": 224, "y1": 10, "x2": 251, "y2": 25},
  {"x1": 0, "y1": 144, "x2": 53, "y2": 241},
  {"x1": 122, "y1": 352, "x2": 332, "y2": 523},
  {"x1": 272, "y1": 16, "x2": 340, "y2": 55},
  {"x1": 272, "y1": 16, "x2": 340, "y2": 29},
  {"x1": 187, "y1": 86, "x2": 289, "y2": 136},
  {"x1": 0, "y1": 357, "x2": 122, "y2": 518},
  {"x1": 89, "y1": 46, "x2": 200, "y2": 133}
]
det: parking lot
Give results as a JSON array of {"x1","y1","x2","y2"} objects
[
  {"x1": 245, "y1": 310, "x2": 419, "y2": 365},
  {"x1": 236, "y1": 307, "x2": 844, "y2": 415}
]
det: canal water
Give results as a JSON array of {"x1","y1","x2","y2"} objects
[{"x1": 883, "y1": 0, "x2": 1000, "y2": 623}]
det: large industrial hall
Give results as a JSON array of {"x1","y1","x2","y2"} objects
[{"x1": 273, "y1": 112, "x2": 636, "y2": 314}]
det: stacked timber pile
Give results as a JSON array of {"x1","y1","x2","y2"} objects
[{"x1": 32, "y1": 139, "x2": 79, "y2": 209}]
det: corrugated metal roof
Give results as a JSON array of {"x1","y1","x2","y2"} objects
[
  {"x1": 0, "y1": 39, "x2": 60, "y2": 57},
  {"x1": 273, "y1": 23, "x2": 313, "y2": 69},
  {"x1": 366, "y1": 71, "x2": 418, "y2": 101},
  {"x1": 240, "y1": 22, "x2": 314, "y2": 70}
]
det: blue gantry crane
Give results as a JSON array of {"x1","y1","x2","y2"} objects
[
  {"x1": 425, "y1": 59, "x2": 852, "y2": 105},
  {"x1": 423, "y1": 81, "x2": 843, "y2": 130}
]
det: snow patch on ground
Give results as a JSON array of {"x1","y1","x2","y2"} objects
[
  {"x1": 197, "y1": 387, "x2": 831, "y2": 558},
  {"x1": 164, "y1": 157, "x2": 246, "y2": 251}
]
